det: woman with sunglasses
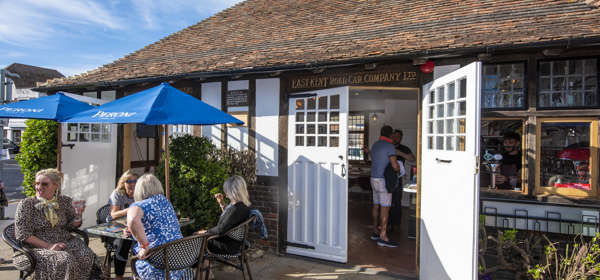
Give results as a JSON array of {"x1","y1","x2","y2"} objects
[
  {"x1": 107, "y1": 169, "x2": 139, "y2": 280},
  {"x1": 13, "y1": 168, "x2": 98, "y2": 279}
]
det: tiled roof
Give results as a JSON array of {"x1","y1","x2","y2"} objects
[
  {"x1": 4, "y1": 63, "x2": 64, "y2": 89},
  {"x1": 43, "y1": 0, "x2": 600, "y2": 89}
]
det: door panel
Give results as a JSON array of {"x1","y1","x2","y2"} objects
[
  {"x1": 287, "y1": 87, "x2": 349, "y2": 263},
  {"x1": 419, "y1": 62, "x2": 481, "y2": 280}
]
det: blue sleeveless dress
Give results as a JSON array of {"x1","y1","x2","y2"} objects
[{"x1": 132, "y1": 194, "x2": 190, "y2": 279}]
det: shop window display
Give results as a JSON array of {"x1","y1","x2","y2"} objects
[
  {"x1": 480, "y1": 120, "x2": 524, "y2": 190},
  {"x1": 539, "y1": 122, "x2": 591, "y2": 191},
  {"x1": 482, "y1": 63, "x2": 526, "y2": 109}
]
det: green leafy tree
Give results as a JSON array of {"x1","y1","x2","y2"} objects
[
  {"x1": 156, "y1": 135, "x2": 228, "y2": 231},
  {"x1": 15, "y1": 120, "x2": 58, "y2": 196}
]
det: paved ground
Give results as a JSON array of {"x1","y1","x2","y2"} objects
[{"x1": 0, "y1": 200, "x2": 410, "y2": 279}]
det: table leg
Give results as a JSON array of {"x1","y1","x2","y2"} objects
[{"x1": 103, "y1": 252, "x2": 111, "y2": 280}]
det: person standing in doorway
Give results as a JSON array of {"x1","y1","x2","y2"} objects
[
  {"x1": 369, "y1": 125, "x2": 400, "y2": 247},
  {"x1": 0, "y1": 179, "x2": 8, "y2": 220},
  {"x1": 388, "y1": 129, "x2": 416, "y2": 231}
]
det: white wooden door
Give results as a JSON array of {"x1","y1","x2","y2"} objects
[
  {"x1": 287, "y1": 87, "x2": 349, "y2": 263},
  {"x1": 419, "y1": 62, "x2": 482, "y2": 280}
]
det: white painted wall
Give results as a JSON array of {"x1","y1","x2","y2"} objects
[
  {"x1": 255, "y1": 78, "x2": 279, "y2": 176},
  {"x1": 227, "y1": 80, "x2": 249, "y2": 151},
  {"x1": 201, "y1": 82, "x2": 222, "y2": 147},
  {"x1": 61, "y1": 124, "x2": 118, "y2": 228}
]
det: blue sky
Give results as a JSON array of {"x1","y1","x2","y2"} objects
[{"x1": 0, "y1": 0, "x2": 244, "y2": 77}]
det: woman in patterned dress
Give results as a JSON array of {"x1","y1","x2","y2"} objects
[
  {"x1": 14, "y1": 168, "x2": 97, "y2": 280},
  {"x1": 126, "y1": 174, "x2": 189, "y2": 279}
]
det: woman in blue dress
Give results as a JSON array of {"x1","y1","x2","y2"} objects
[{"x1": 126, "y1": 174, "x2": 189, "y2": 279}]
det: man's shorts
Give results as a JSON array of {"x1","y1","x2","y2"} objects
[{"x1": 370, "y1": 177, "x2": 392, "y2": 207}]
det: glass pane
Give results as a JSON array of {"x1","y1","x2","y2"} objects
[
  {"x1": 296, "y1": 112, "x2": 305, "y2": 122},
  {"x1": 102, "y1": 124, "x2": 110, "y2": 133},
  {"x1": 457, "y1": 136, "x2": 465, "y2": 151},
  {"x1": 429, "y1": 90, "x2": 435, "y2": 104},
  {"x1": 540, "y1": 62, "x2": 551, "y2": 76},
  {"x1": 484, "y1": 65, "x2": 497, "y2": 75},
  {"x1": 538, "y1": 93, "x2": 549, "y2": 107},
  {"x1": 428, "y1": 121, "x2": 434, "y2": 134},
  {"x1": 307, "y1": 136, "x2": 316, "y2": 146},
  {"x1": 459, "y1": 78, "x2": 467, "y2": 98},
  {"x1": 330, "y1": 136, "x2": 339, "y2": 147},
  {"x1": 91, "y1": 124, "x2": 101, "y2": 133},
  {"x1": 79, "y1": 133, "x2": 89, "y2": 142},
  {"x1": 436, "y1": 87, "x2": 444, "y2": 103},
  {"x1": 585, "y1": 91, "x2": 596, "y2": 105},
  {"x1": 318, "y1": 112, "x2": 327, "y2": 122},
  {"x1": 446, "y1": 136, "x2": 454, "y2": 151},
  {"x1": 307, "y1": 112, "x2": 316, "y2": 122},
  {"x1": 318, "y1": 136, "x2": 327, "y2": 146},
  {"x1": 447, "y1": 82, "x2": 455, "y2": 101},
  {"x1": 318, "y1": 96, "x2": 327, "y2": 109},
  {"x1": 569, "y1": 60, "x2": 583, "y2": 75},
  {"x1": 67, "y1": 133, "x2": 77, "y2": 141},
  {"x1": 436, "y1": 136, "x2": 444, "y2": 150},
  {"x1": 330, "y1": 112, "x2": 339, "y2": 122},
  {"x1": 540, "y1": 122, "x2": 590, "y2": 190},
  {"x1": 307, "y1": 97, "x2": 316, "y2": 109},
  {"x1": 584, "y1": 76, "x2": 597, "y2": 90},
  {"x1": 539, "y1": 78, "x2": 551, "y2": 91},
  {"x1": 91, "y1": 134, "x2": 100, "y2": 142},
  {"x1": 296, "y1": 124, "x2": 304, "y2": 134},
  {"x1": 458, "y1": 101, "x2": 466, "y2": 116},
  {"x1": 436, "y1": 120, "x2": 444, "y2": 134},
  {"x1": 330, "y1": 95, "x2": 339, "y2": 109},
  {"x1": 428, "y1": 136, "x2": 434, "y2": 150},
  {"x1": 553, "y1": 77, "x2": 565, "y2": 91},
  {"x1": 296, "y1": 136, "x2": 304, "y2": 146},
  {"x1": 499, "y1": 64, "x2": 512, "y2": 79},
  {"x1": 80, "y1": 123, "x2": 90, "y2": 132},
  {"x1": 330, "y1": 124, "x2": 339, "y2": 134},
  {"x1": 446, "y1": 119, "x2": 454, "y2": 133},
  {"x1": 318, "y1": 124, "x2": 327, "y2": 134},
  {"x1": 446, "y1": 103, "x2": 455, "y2": 117},
  {"x1": 428, "y1": 106, "x2": 434, "y2": 120},
  {"x1": 296, "y1": 99, "x2": 305, "y2": 110},
  {"x1": 307, "y1": 124, "x2": 315, "y2": 134},
  {"x1": 102, "y1": 134, "x2": 110, "y2": 143},
  {"x1": 436, "y1": 104, "x2": 444, "y2": 118},
  {"x1": 68, "y1": 123, "x2": 78, "y2": 132},
  {"x1": 554, "y1": 61, "x2": 567, "y2": 75},
  {"x1": 458, "y1": 118, "x2": 466, "y2": 133},
  {"x1": 584, "y1": 59, "x2": 596, "y2": 74},
  {"x1": 513, "y1": 63, "x2": 524, "y2": 76}
]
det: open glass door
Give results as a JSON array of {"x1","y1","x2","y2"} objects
[
  {"x1": 287, "y1": 86, "x2": 349, "y2": 263},
  {"x1": 420, "y1": 62, "x2": 481, "y2": 279}
]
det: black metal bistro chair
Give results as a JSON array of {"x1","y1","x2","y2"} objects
[
  {"x1": 204, "y1": 215, "x2": 256, "y2": 280},
  {"x1": 130, "y1": 234, "x2": 209, "y2": 280},
  {"x1": 2, "y1": 222, "x2": 89, "y2": 280},
  {"x1": 95, "y1": 203, "x2": 117, "y2": 274}
]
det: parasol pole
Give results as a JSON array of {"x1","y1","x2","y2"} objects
[
  {"x1": 163, "y1": 124, "x2": 170, "y2": 200},
  {"x1": 57, "y1": 123, "x2": 62, "y2": 172}
]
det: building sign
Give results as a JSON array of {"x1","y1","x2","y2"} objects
[
  {"x1": 226, "y1": 89, "x2": 249, "y2": 107},
  {"x1": 288, "y1": 66, "x2": 419, "y2": 93}
]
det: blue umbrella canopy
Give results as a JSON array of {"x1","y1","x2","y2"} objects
[
  {"x1": 0, "y1": 92, "x2": 94, "y2": 121},
  {"x1": 64, "y1": 82, "x2": 243, "y2": 125}
]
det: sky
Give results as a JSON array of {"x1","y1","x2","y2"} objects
[{"x1": 0, "y1": 0, "x2": 244, "y2": 77}]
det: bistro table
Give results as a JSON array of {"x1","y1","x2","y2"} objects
[{"x1": 85, "y1": 217, "x2": 195, "y2": 279}]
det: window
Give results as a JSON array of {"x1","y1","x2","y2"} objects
[
  {"x1": 536, "y1": 119, "x2": 598, "y2": 197},
  {"x1": 67, "y1": 123, "x2": 112, "y2": 143},
  {"x1": 426, "y1": 78, "x2": 467, "y2": 151},
  {"x1": 348, "y1": 113, "x2": 367, "y2": 161},
  {"x1": 170, "y1": 125, "x2": 193, "y2": 138},
  {"x1": 538, "y1": 59, "x2": 598, "y2": 108},
  {"x1": 13, "y1": 130, "x2": 21, "y2": 143},
  {"x1": 480, "y1": 119, "x2": 525, "y2": 192},
  {"x1": 294, "y1": 95, "x2": 340, "y2": 147},
  {"x1": 482, "y1": 63, "x2": 526, "y2": 109}
]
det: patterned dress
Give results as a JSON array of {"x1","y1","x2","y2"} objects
[
  {"x1": 14, "y1": 195, "x2": 96, "y2": 280},
  {"x1": 132, "y1": 194, "x2": 190, "y2": 279}
]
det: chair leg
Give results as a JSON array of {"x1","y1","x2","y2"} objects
[
  {"x1": 244, "y1": 257, "x2": 253, "y2": 280},
  {"x1": 102, "y1": 252, "x2": 112, "y2": 280},
  {"x1": 204, "y1": 260, "x2": 211, "y2": 280}
]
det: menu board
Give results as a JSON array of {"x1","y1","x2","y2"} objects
[{"x1": 226, "y1": 89, "x2": 249, "y2": 107}]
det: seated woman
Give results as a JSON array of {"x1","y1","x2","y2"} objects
[
  {"x1": 107, "y1": 170, "x2": 138, "y2": 280},
  {"x1": 195, "y1": 175, "x2": 252, "y2": 255},
  {"x1": 127, "y1": 174, "x2": 188, "y2": 279},
  {"x1": 14, "y1": 168, "x2": 97, "y2": 280}
]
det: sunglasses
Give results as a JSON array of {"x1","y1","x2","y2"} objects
[
  {"x1": 126, "y1": 179, "x2": 137, "y2": 184},
  {"x1": 35, "y1": 182, "x2": 50, "y2": 187}
]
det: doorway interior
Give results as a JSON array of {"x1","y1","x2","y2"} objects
[{"x1": 346, "y1": 86, "x2": 418, "y2": 276}]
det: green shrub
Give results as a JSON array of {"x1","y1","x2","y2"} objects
[
  {"x1": 15, "y1": 120, "x2": 58, "y2": 196},
  {"x1": 218, "y1": 147, "x2": 257, "y2": 186},
  {"x1": 156, "y1": 135, "x2": 228, "y2": 231}
]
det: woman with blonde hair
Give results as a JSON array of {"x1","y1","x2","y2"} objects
[
  {"x1": 13, "y1": 168, "x2": 97, "y2": 279},
  {"x1": 195, "y1": 175, "x2": 252, "y2": 254},
  {"x1": 126, "y1": 174, "x2": 189, "y2": 279},
  {"x1": 106, "y1": 169, "x2": 138, "y2": 280}
]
